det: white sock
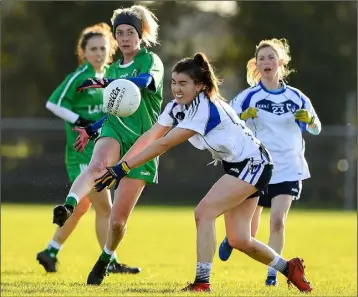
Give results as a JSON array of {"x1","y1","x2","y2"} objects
[
  {"x1": 195, "y1": 262, "x2": 212, "y2": 283},
  {"x1": 110, "y1": 252, "x2": 118, "y2": 263},
  {"x1": 267, "y1": 266, "x2": 278, "y2": 277},
  {"x1": 268, "y1": 254, "x2": 288, "y2": 275},
  {"x1": 103, "y1": 245, "x2": 114, "y2": 256},
  {"x1": 48, "y1": 240, "x2": 62, "y2": 250}
]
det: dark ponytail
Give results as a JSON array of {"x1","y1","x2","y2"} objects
[{"x1": 172, "y1": 52, "x2": 224, "y2": 101}]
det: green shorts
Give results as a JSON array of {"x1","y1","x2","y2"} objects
[
  {"x1": 66, "y1": 162, "x2": 89, "y2": 183},
  {"x1": 98, "y1": 120, "x2": 158, "y2": 184},
  {"x1": 65, "y1": 141, "x2": 94, "y2": 183}
]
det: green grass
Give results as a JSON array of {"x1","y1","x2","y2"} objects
[{"x1": 1, "y1": 204, "x2": 356, "y2": 296}]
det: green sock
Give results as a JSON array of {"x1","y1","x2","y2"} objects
[
  {"x1": 100, "y1": 250, "x2": 112, "y2": 264},
  {"x1": 64, "y1": 196, "x2": 78, "y2": 208},
  {"x1": 45, "y1": 246, "x2": 59, "y2": 258}
]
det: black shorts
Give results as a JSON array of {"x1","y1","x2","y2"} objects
[
  {"x1": 222, "y1": 156, "x2": 273, "y2": 199},
  {"x1": 258, "y1": 180, "x2": 302, "y2": 208}
]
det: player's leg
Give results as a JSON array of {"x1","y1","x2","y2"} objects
[
  {"x1": 225, "y1": 192, "x2": 310, "y2": 292},
  {"x1": 265, "y1": 183, "x2": 296, "y2": 285},
  {"x1": 218, "y1": 202, "x2": 262, "y2": 262},
  {"x1": 88, "y1": 188, "x2": 141, "y2": 274},
  {"x1": 183, "y1": 174, "x2": 258, "y2": 292},
  {"x1": 251, "y1": 205, "x2": 263, "y2": 237},
  {"x1": 86, "y1": 176, "x2": 146, "y2": 285},
  {"x1": 52, "y1": 137, "x2": 120, "y2": 227},
  {"x1": 37, "y1": 197, "x2": 91, "y2": 272}
]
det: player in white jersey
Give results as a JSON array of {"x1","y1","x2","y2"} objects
[
  {"x1": 93, "y1": 52, "x2": 312, "y2": 292},
  {"x1": 218, "y1": 38, "x2": 321, "y2": 287}
]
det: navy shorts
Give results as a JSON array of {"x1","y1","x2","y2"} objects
[
  {"x1": 258, "y1": 180, "x2": 302, "y2": 208},
  {"x1": 222, "y1": 156, "x2": 273, "y2": 199}
]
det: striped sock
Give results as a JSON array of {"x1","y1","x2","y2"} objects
[
  {"x1": 194, "y1": 262, "x2": 212, "y2": 283},
  {"x1": 45, "y1": 240, "x2": 62, "y2": 258},
  {"x1": 269, "y1": 255, "x2": 288, "y2": 277}
]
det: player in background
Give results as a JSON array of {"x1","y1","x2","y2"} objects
[
  {"x1": 50, "y1": 5, "x2": 164, "y2": 284},
  {"x1": 93, "y1": 52, "x2": 312, "y2": 292},
  {"x1": 219, "y1": 38, "x2": 321, "y2": 286},
  {"x1": 37, "y1": 23, "x2": 140, "y2": 274}
]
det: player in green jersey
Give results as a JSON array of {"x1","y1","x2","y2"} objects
[
  {"x1": 50, "y1": 5, "x2": 164, "y2": 284},
  {"x1": 37, "y1": 23, "x2": 140, "y2": 274}
]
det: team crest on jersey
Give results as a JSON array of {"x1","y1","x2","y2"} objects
[
  {"x1": 131, "y1": 69, "x2": 137, "y2": 77},
  {"x1": 255, "y1": 99, "x2": 299, "y2": 115}
]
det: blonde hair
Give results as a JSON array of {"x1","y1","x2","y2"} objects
[
  {"x1": 246, "y1": 38, "x2": 295, "y2": 86},
  {"x1": 76, "y1": 22, "x2": 118, "y2": 65},
  {"x1": 172, "y1": 52, "x2": 224, "y2": 101},
  {"x1": 111, "y1": 5, "x2": 159, "y2": 47}
]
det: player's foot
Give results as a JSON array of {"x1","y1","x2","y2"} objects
[
  {"x1": 87, "y1": 258, "x2": 109, "y2": 285},
  {"x1": 218, "y1": 236, "x2": 233, "y2": 261},
  {"x1": 265, "y1": 276, "x2": 278, "y2": 286},
  {"x1": 36, "y1": 251, "x2": 58, "y2": 273},
  {"x1": 107, "y1": 262, "x2": 141, "y2": 274},
  {"x1": 181, "y1": 282, "x2": 211, "y2": 292},
  {"x1": 286, "y1": 257, "x2": 312, "y2": 292},
  {"x1": 53, "y1": 204, "x2": 73, "y2": 227}
]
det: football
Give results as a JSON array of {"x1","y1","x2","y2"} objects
[{"x1": 103, "y1": 79, "x2": 141, "y2": 117}]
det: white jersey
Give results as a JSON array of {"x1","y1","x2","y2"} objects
[
  {"x1": 231, "y1": 81, "x2": 320, "y2": 184},
  {"x1": 158, "y1": 92, "x2": 269, "y2": 164}
]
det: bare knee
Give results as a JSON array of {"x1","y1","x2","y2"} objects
[
  {"x1": 95, "y1": 206, "x2": 111, "y2": 219},
  {"x1": 228, "y1": 236, "x2": 252, "y2": 253},
  {"x1": 270, "y1": 215, "x2": 286, "y2": 233},
  {"x1": 88, "y1": 158, "x2": 109, "y2": 177},
  {"x1": 110, "y1": 217, "x2": 127, "y2": 235},
  {"x1": 194, "y1": 204, "x2": 215, "y2": 226}
]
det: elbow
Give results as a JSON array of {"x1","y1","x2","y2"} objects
[{"x1": 157, "y1": 138, "x2": 171, "y2": 152}]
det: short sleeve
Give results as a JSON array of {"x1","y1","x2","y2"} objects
[
  {"x1": 157, "y1": 101, "x2": 176, "y2": 127},
  {"x1": 177, "y1": 98, "x2": 221, "y2": 136}
]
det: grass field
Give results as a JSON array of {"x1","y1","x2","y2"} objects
[{"x1": 1, "y1": 204, "x2": 356, "y2": 296}]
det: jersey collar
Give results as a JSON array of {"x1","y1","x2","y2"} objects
[
  {"x1": 117, "y1": 48, "x2": 148, "y2": 68},
  {"x1": 259, "y1": 80, "x2": 287, "y2": 94}
]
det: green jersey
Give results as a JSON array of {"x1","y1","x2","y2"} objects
[
  {"x1": 105, "y1": 48, "x2": 164, "y2": 144},
  {"x1": 99, "y1": 48, "x2": 164, "y2": 183},
  {"x1": 47, "y1": 61, "x2": 108, "y2": 182}
]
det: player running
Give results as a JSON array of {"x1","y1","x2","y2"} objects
[{"x1": 219, "y1": 38, "x2": 321, "y2": 287}]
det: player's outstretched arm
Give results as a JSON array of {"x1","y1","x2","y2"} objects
[{"x1": 94, "y1": 126, "x2": 195, "y2": 191}]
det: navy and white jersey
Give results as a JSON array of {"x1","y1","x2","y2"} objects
[
  {"x1": 158, "y1": 92, "x2": 270, "y2": 164},
  {"x1": 231, "y1": 81, "x2": 321, "y2": 184}
]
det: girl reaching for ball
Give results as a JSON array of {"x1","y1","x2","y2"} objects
[{"x1": 50, "y1": 5, "x2": 164, "y2": 284}]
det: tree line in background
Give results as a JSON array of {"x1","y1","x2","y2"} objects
[{"x1": 1, "y1": 1, "x2": 357, "y2": 125}]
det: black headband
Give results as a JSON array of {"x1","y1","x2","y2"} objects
[{"x1": 113, "y1": 14, "x2": 142, "y2": 39}]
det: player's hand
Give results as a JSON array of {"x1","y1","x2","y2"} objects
[
  {"x1": 240, "y1": 107, "x2": 258, "y2": 121},
  {"x1": 72, "y1": 126, "x2": 98, "y2": 152},
  {"x1": 294, "y1": 109, "x2": 314, "y2": 124},
  {"x1": 76, "y1": 78, "x2": 112, "y2": 92},
  {"x1": 94, "y1": 162, "x2": 131, "y2": 192}
]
